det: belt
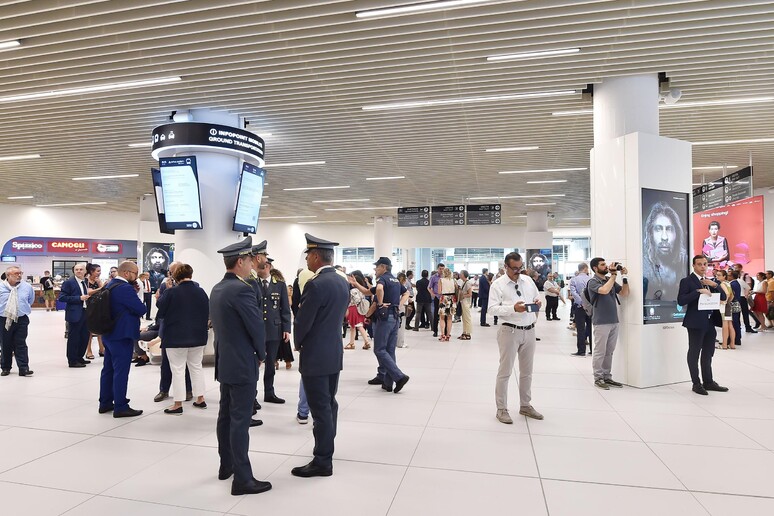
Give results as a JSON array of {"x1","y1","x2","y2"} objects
[{"x1": 502, "y1": 322, "x2": 535, "y2": 331}]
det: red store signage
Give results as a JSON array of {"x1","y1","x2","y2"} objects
[
  {"x1": 47, "y1": 240, "x2": 89, "y2": 253},
  {"x1": 10, "y1": 240, "x2": 45, "y2": 253}
]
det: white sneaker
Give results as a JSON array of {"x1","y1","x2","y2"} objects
[
  {"x1": 496, "y1": 409, "x2": 513, "y2": 424},
  {"x1": 296, "y1": 413, "x2": 309, "y2": 424}
]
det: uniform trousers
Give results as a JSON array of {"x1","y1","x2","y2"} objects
[
  {"x1": 461, "y1": 298, "x2": 472, "y2": 335},
  {"x1": 263, "y1": 340, "x2": 280, "y2": 397},
  {"x1": 99, "y1": 337, "x2": 133, "y2": 413},
  {"x1": 495, "y1": 325, "x2": 535, "y2": 409},
  {"x1": 302, "y1": 373, "x2": 339, "y2": 470},
  {"x1": 545, "y1": 296, "x2": 559, "y2": 319},
  {"x1": 592, "y1": 323, "x2": 619, "y2": 380},
  {"x1": 66, "y1": 315, "x2": 89, "y2": 365},
  {"x1": 0, "y1": 315, "x2": 30, "y2": 372},
  {"x1": 166, "y1": 346, "x2": 205, "y2": 402},
  {"x1": 373, "y1": 314, "x2": 405, "y2": 389},
  {"x1": 414, "y1": 302, "x2": 432, "y2": 329},
  {"x1": 573, "y1": 305, "x2": 591, "y2": 354},
  {"x1": 479, "y1": 296, "x2": 489, "y2": 325},
  {"x1": 739, "y1": 297, "x2": 754, "y2": 331},
  {"x1": 217, "y1": 382, "x2": 256, "y2": 485},
  {"x1": 686, "y1": 326, "x2": 716, "y2": 386}
]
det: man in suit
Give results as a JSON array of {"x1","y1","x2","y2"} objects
[
  {"x1": 253, "y1": 247, "x2": 291, "y2": 404},
  {"x1": 677, "y1": 255, "x2": 729, "y2": 395},
  {"x1": 59, "y1": 262, "x2": 92, "y2": 367},
  {"x1": 291, "y1": 234, "x2": 350, "y2": 478},
  {"x1": 479, "y1": 268, "x2": 491, "y2": 326},
  {"x1": 210, "y1": 237, "x2": 271, "y2": 496},
  {"x1": 98, "y1": 261, "x2": 147, "y2": 418}
]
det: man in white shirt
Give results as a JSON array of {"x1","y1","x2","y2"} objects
[{"x1": 488, "y1": 252, "x2": 544, "y2": 423}]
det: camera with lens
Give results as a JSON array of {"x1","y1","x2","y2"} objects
[{"x1": 610, "y1": 262, "x2": 624, "y2": 272}]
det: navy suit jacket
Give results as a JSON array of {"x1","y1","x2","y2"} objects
[
  {"x1": 677, "y1": 273, "x2": 725, "y2": 330},
  {"x1": 103, "y1": 278, "x2": 147, "y2": 341},
  {"x1": 59, "y1": 276, "x2": 88, "y2": 323},
  {"x1": 255, "y1": 277, "x2": 291, "y2": 342},
  {"x1": 210, "y1": 273, "x2": 266, "y2": 384},
  {"x1": 294, "y1": 267, "x2": 350, "y2": 377},
  {"x1": 157, "y1": 281, "x2": 210, "y2": 348},
  {"x1": 478, "y1": 275, "x2": 490, "y2": 299}
]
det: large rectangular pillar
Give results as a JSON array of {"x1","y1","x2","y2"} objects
[{"x1": 591, "y1": 132, "x2": 692, "y2": 388}]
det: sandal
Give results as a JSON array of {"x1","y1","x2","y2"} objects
[
  {"x1": 345, "y1": 343, "x2": 355, "y2": 350},
  {"x1": 86, "y1": 354, "x2": 95, "y2": 360},
  {"x1": 362, "y1": 342, "x2": 371, "y2": 350},
  {"x1": 285, "y1": 361, "x2": 292, "y2": 369}
]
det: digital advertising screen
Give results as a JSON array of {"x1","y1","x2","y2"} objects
[
  {"x1": 641, "y1": 188, "x2": 690, "y2": 325},
  {"x1": 233, "y1": 162, "x2": 266, "y2": 234},
  {"x1": 158, "y1": 156, "x2": 203, "y2": 230},
  {"x1": 526, "y1": 248, "x2": 552, "y2": 290},
  {"x1": 142, "y1": 242, "x2": 175, "y2": 292},
  {"x1": 693, "y1": 195, "x2": 765, "y2": 278}
]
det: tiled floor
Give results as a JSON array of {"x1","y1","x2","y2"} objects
[{"x1": 1, "y1": 307, "x2": 774, "y2": 515}]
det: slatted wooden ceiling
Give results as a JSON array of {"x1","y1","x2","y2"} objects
[{"x1": 0, "y1": 0, "x2": 772, "y2": 228}]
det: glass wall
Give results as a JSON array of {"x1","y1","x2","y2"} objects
[
  {"x1": 335, "y1": 247, "x2": 404, "y2": 274},
  {"x1": 552, "y1": 237, "x2": 591, "y2": 281}
]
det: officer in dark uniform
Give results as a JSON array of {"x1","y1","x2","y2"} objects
[
  {"x1": 253, "y1": 248, "x2": 291, "y2": 404},
  {"x1": 244, "y1": 241, "x2": 269, "y2": 424},
  {"x1": 210, "y1": 237, "x2": 271, "y2": 496},
  {"x1": 351, "y1": 257, "x2": 410, "y2": 392},
  {"x1": 291, "y1": 233, "x2": 350, "y2": 478}
]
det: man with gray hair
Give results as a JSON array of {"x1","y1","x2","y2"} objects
[
  {"x1": 0, "y1": 266, "x2": 36, "y2": 376},
  {"x1": 569, "y1": 263, "x2": 592, "y2": 357}
]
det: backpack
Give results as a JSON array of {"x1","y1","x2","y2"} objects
[
  {"x1": 85, "y1": 282, "x2": 122, "y2": 335},
  {"x1": 351, "y1": 289, "x2": 371, "y2": 316},
  {"x1": 582, "y1": 277, "x2": 620, "y2": 316}
]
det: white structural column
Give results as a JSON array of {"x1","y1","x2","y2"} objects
[
  {"x1": 525, "y1": 211, "x2": 552, "y2": 250},
  {"x1": 373, "y1": 216, "x2": 394, "y2": 261},
  {"x1": 154, "y1": 109, "x2": 243, "y2": 294},
  {"x1": 591, "y1": 74, "x2": 692, "y2": 388}
]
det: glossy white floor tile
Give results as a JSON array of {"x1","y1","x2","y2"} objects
[{"x1": 1, "y1": 305, "x2": 773, "y2": 515}]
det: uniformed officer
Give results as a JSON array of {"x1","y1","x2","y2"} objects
[
  {"x1": 351, "y1": 257, "x2": 410, "y2": 392},
  {"x1": 253, "y1": 248, "x2": 290, "y2": 404},
  {"x1": 245, "y1": 241, "x2": 270, "y2": 424},
  {"x1": 210, "y1": 237, "x2": 271, "y2": 496},
  {"x1": 291, "y1": 233, "x2": 350, "y2": 477}
]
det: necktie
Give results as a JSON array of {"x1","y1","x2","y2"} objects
[
  {"x1": 81, "y1": 280, "x2": 88, "y2": 295},
  {"x1": 263, "y1": 280, "x2": 269, "y2": 292}
]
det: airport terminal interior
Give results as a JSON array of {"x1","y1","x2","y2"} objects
[{"x1": 1, "y1": 1, "x2": 774, "y2": 515}]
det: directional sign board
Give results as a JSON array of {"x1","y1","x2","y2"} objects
[
  {"x1": 431, "y1": 205, "x2": 466, "y2": 226},
  {"x1": 397, "y1": 206, "x2": 430, "y2": 227},
  {"x1": 466, "y1": 204, "x2": 501, "y2": 225},
  {"x1": 723, "y1": 166, "x2": 752, "y2": 205}
]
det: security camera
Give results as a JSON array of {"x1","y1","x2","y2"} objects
[
  {"x1": 547, "y1": 213, "x2": 556, "y2": 220},
  {"x1": 661, "y1": 88, "x2": 682, "y2": 105},
  {"x1": 172, "y1": 110, "x2": 193, "y2": 122}
]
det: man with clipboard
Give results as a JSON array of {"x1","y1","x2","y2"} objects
[{"x1": 677, "y1": 256, "x2": 729, "y2": 396}]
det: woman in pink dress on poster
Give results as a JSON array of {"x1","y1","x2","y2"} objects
[{"x1": 702, "y1": 221, "x2": 729, "y2": 273}]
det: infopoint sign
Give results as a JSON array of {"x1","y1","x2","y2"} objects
[{"x1": 2, "y1": 237, "x2": 136, "y2": 257}]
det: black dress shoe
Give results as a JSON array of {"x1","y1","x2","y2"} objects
[
  {"x1": 134, "y1": 357, "x2": 149, "y2": 367},
  {"x1": 481, "y1": 323, "x2": 491, "y2": 327},
  {"x1": 79, "y1": 359, "x2": 91, "y2": 365},
  {"x1": 19, "y1": 369, "x2": 34, "y2": 376},
  {"x1": 0, "y1": 370, "x2": 10, "y2": 376},
  {"x1": 113, "y1": 407, "x2": 143, "y2": 418},
  {"x1": 291, "y1": 461, "x2": 333, "y2": 478},
  {"x1": 164, "y1": 406, "x2": 183, "y2": 415},
  {"x1": 69, "y1": 363, "x2": 86, "y2": 368},
  {"x1": 253, "y1": 400, "x2": 261, "y2": 412},
  {"x1": 570, "y1": 352, "x2": 586, "y2": 357},
  {"x1": 692, "y1": 384, "x2": 709, "y2": 395},
  {"x1": 218, "y1": 466, "x2": 233, "y2": 480},
  {"x1": 704, "y1": 382, "x2": 729, "y2": 392},
  {"x1": 264, "y1": 395, "x2": 285, "y2": 404},
  {"x1": 394, "y1": 375, "x2": 410, "y2": 393},
  {"x1": 98, "y1": 404, "x2": 114, "y2": 414},
  {"x1": 231, "y1": 478, "x2": 272, "y2": 495},
  {"x1": 367, "y1": 377, "x2": 383, "y2": 385},
  {"x1": 381, "y1": 384, "x2": 393, "y2": 392},
  {"x1": 250, "y1": 418, "x2": 263, "y2": 427}
]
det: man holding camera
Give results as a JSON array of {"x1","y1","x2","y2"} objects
[{"x1": 588, "y1": 257, "x2": 629, "y2": 390}]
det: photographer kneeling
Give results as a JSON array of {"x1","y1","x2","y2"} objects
[{"x1": 588, "y1": 258, "x2": 630, "y2": 390}]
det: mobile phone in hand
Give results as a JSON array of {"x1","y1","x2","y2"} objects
[{"x1": 524, "y1": 303, "x2": 540, "y2": 313}]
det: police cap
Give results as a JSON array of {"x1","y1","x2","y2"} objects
[
  {"x1": 374, "y1": 256, "x2": 392, "y2": 267},
  {"x1": 217, "y1": 236, "x2": 253, "y2": 258},
  {"x1": 251, "y1": 240, "x2": 268, "y2": 255},
  {"x1": 303, "y1": 233, "x2": 338, "y2": 253}
]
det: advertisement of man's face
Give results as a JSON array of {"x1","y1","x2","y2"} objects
[
  {"x1": 142, "y1": 243, "x2": 174, "y2": 291},
  {"x1": 641, "y1": 189, "x2": 689, "y2": 325}
]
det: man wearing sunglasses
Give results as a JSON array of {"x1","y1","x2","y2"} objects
[{"x1": 488, "y1": 252, "x2": 543, "y2": 423}]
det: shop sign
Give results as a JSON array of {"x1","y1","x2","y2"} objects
[
  {"x1": 47, "y1": 240, "x2": 90, "y2": 253},
  {"x1": 10, "y1": 239, "x2": 45, "y2": 252},
  {"x1": 94, "y1": 243, "x2": 122, "y2": 253}
]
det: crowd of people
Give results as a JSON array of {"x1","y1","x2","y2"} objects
[{"x1": 3, "y1": 240, "x2": 774, "y2": 496}]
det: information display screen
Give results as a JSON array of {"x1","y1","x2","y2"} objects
[
  {"x1": 233, "y1": 162, "x2": 266, "y2": 234},
  {"x1": 150, "y1": 168, "x2": 174, "y2": 235},
  {"x1": 158, "y1": 156, "x2": 203, "y2": 230}
]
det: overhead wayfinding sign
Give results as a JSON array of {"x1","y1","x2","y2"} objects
[
  {"x1": 692, "y1": 166, "x2": 753, "y2": 213},
  {"x1": 150, "y1": 122, "x2": 265, "y2": 165},
  {"x1": 431, "y1": 205, "x2": 466, "y2": 226},
  {"x1": 466, "y1": 204, "x2": 501, "y2": 225},
  {"x1": 397, "y1": 206, "x2": 430, "y2": 227}
]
